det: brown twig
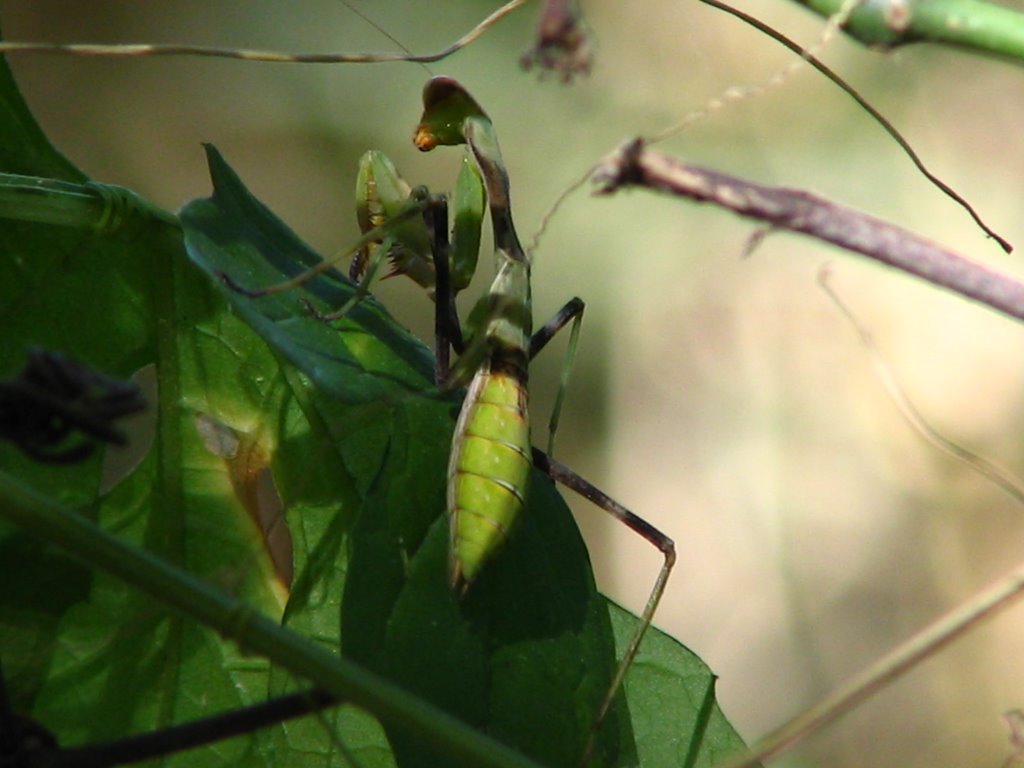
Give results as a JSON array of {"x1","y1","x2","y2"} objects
[{"x1": 594, "y1": 139, "x2": 1024, "y2": 324}]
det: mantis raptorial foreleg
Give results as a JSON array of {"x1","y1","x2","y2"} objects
[
  {"x1": 218, "y1": 185, "x2": 431, "y2": 304},
  {"x1": 219, "y1": 146, "x2": 485, "y2": 332}
]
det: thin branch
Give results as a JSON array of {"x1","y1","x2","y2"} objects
[
  {"x1": 711, "y1": 560, "x2": 1024, "y2": 768},
  {"x1": 819, "y1": 267, "x2": 1024, "y2": 507},
  {"x1": 0, "y1": 0, "x2": 528, "y2": 64},
  {"x1": 594, "y1": 140, "x2": 1024, "y2": 324},
  {"x1": 650, "y1": 0, "x2": 861, "y2": 144},
  {"x1": 691, "y1": 0, "x2": 1012, "y2": 253},
  {"x1": 50, "y1": 690, "x2": 337, "y2": 768}
]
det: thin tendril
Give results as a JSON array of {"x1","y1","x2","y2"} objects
[
  {"x1": 336, "y1": 0, "x2": 433, "y2": 76},
  {"x1": 0, "y1": 0, "x2": 530, "y2": 64}
]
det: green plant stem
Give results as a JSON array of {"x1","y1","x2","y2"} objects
[
  {"x1": 792, "y1": 0, "x2": 1024, "y2": 61},
  {"x1": 0, "y1": 173, "x2": 178, "y2": 234},
  {"x1": 0, "y1": 471, "x2": 544, "y2": 768}
]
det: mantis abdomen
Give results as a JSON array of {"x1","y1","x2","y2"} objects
[{"x1": 447, "y1": 346, "x2": 532, "y2": 594}]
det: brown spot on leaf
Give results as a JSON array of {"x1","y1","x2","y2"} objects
[{"x1": 195, "y1": 412, "x2": 293, "y2": 590}]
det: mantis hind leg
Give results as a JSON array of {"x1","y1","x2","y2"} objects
[
  {"x1": 530, "y1": 297, "x2": 585, "y2": 457},
  {"x1": 532, "y1": 447, "x2": 676, "y2": 768}
]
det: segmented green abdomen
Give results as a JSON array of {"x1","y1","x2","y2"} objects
[{"x1": 448, "y1": 355, "x2": 531, "y2": 593}]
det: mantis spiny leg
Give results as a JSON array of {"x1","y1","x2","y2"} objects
[{"x1": 219, "y1": 186, "x2": 430, "y2": 307}]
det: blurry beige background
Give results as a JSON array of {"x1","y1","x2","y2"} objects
[{"x1": 5, "y1": 1, "x2": 1024, "y2": 765}]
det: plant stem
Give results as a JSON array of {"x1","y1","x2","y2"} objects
[
  {"x1": 0, "y1": 173, "x2": 178, "y2": 234},
  {"x1": 792, "y1": 0, "x2": 1024, "y2": 61}
]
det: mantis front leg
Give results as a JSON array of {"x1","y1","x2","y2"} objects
[{"x1": 218, "y1": 185, "x2": 431, "y2": 310}]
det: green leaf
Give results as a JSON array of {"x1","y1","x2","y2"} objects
[
  {"x1": 611, "y1": 603, "x2": 749, "y2": 768},
  {"x1": 0, "y1": 22, "x2": 82, "y2": 181}
]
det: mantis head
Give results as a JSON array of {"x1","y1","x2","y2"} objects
[{"x1": 413, "y1": 76, "x2": 489, "y2": 151}]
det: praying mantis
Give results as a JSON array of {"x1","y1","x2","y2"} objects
[{"x1": 223, "y1": 75, "x2": 677, "y2": 767}]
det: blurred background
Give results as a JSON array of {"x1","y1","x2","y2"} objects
[{"x1": 4, "y1": 1, "x2": 1024, "y2": 765}]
